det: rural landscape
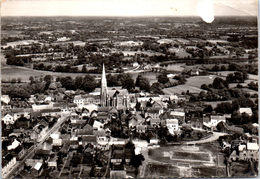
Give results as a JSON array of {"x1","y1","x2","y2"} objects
[{"x1": 1, "y1": 9, "x2": 258, "y2": 179}]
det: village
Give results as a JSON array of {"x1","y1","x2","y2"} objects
[
  {"x1": 1, "y1": 62, "x2": 259, "y2": 178},
  {"x1": 1, "y1": 16, "x2": 259, "y2": 178}
]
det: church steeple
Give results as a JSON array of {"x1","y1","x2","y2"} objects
[{"x1": 101, "y1": 64, "x2": 108, "y2": 107}]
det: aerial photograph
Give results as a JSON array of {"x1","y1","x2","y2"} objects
[{"x1": 1, "y1": 0, "x2": 258, "y2": 178}]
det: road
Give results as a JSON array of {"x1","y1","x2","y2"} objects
[
  {"x1": 5, "y1": 114, "x2": 70, "y2": 179},
  {"x1": 185, "y1": 131, "x2": 227, "y2": 145}
]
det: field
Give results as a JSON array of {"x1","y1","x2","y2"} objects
[
  {"x1": 130, "y1": 72, "x2": 159, "y2": 85},
  {"x1": 161, "y1": 63, "x2": 185, "y2": 72},
  {"x1": 170, "y1": 151, "x2": 210, "y2": 161},
  {"x1": 204, "y1": 101, "x2": 233, "y2": 108},
  {"x1": 230, "y1": 161, "x2": 256, "y2": 177},
  {"x1": 144, "y1": 163, "x2": 181, "y2": 178},
  {"x1": 144, "y1": 143, "x2": 226, "y2": 178},
  {"x1": 1, "y1": 66, "x2": 100, "y2": 82},
  {"x1": 148, "y1": 145, "x2": 213, "y2": 166},
  {"x1": 163, "y1": 75, "x2": 217, "y2": 94}
]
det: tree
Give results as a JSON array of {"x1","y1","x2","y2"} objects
[
  {"x1": 82, "y1": 64, "x2": 87, "y2": 73},
  {"x1": 214, "y1": 102, "x2": 233, "y2": 114},
  {"x1": 121, "y1": 74, "x2": 135, "y2": 91},
  {"x1": 212, "y1": 77, "x2": 228, "y2": 89},
  {"x1": 150, "y1": 82, "x2": 164, "y2": 94},
  {"x1": 204, "y1": 105, "x2": 213, "y2": 113},
  {"x1": 135, "y1": 75, "x2": 150, "y2": 92},
  {"x1": 29, "y1": 76, "x2": 34, "y2": 84},
  {"x1": 107, "y1": 74, "x2": 119, "y2": 87},
  {"x1": 157, "y1": 72, "x2": 169, "y2": 84},
  {"x1": 201, "y1": 84, "x2": 209, "y2": 90},
  {"x1": 82, "y1": 75, "x2": 97, "y2": 92},
  {"x1": 130, "y1": 154, "x2": 145, "y2": 169}
]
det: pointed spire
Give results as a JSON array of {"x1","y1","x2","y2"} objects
[
  {"x1": 102, "y1": 63, "x2": 107, "y2": 85},
  {"x1": 101, "y1": 63, "x2": 108, "y2": 107}
]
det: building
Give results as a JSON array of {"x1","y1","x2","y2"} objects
[
  {"x1": 1, "y1": 95, "x2": 10, "y2": 104},
  {"x1": 229, "y1": 140, "x2": 259, "y2": 161},
  {"x1": 210, "y1": 115, "x2": 226, "y2": 127},
  {"x1": 2, "y1": 154, "x2": 17, "y2": 178},
  {"x1": 238, "y1": 107, "x2": 253, "y2": 116},
  {"x1": 2, "y1": 114, "x2": 15, "y2": 125},
  {"x1": 100, "y1": 64, "x2": 108, "y2": 107},
  {"x1": 170, "y1": 110, "x2": 185, "y2": 125},
  {"x1": 166, "y1": 119, "x2": 179, "y2": 135}
]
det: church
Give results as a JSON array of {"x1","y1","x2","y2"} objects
[{"x1": 100, "y1": 64, "x2": 131, "y2": 110}]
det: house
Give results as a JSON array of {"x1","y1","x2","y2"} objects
[
  {"x1": 1, "y1": 95, "x2": 10, "y2": 104},
  {"x1": 2, "y1": 154, "x2": 17, "y2": 178},
  {"x1": 31, "y1": 121, "x2": 49, "y2": 142},
  {"x1": 145, "y1": 108, "x2": 163, "y2": 120},
  {"x1": 149, "y1": 117, "x2": 160, "y2": 127},
  {"x1": 149, "y1": 138, "x2": 159, "y2": 145},
  {"x1": 170, "y1": 110, "x2": 185, "y2": 125},
  {"x1": 93, "y1": 120, "x2": 104, "y2": 131},
  {"x1": 128, "y1": 118, "x2": 138, "y2": 129},
  {"x1": 81, "y1": 135, "x2": 97, "y2": 146},
  {"x1": 32, "y1": 104, "x2": 54, "y2": 111},
  {"x1": 136, "y1": 125, "x2": 147, "y2": 133},
  {"x1": 210, "y1": 115, "x2": 226, "y2": 127},
  {"x1": 2, "y1": 114, "x2": 15, "y2": 125},
  {"x1": 191, "y1": 118, "x2": 203, "y2": 129},
  {"x1": 48, "y1": 156, "x2": 57, "y2": 168},
  {"x1": 61, "y1": 103, "x2": 77, "y2": 113},
  {"x1": 7, "y1": 139, "x2": 21, "y2": 150},
  {"x1": 73, "y1": 95, "x2": 85, "y2": 107},
  {"x1": 40, "y1": 108, "x2": 61, "y2": 117},
  {"x1": 229, "y1": 141, "x2": 259, "y2": 161},
  {"x1": 166, "y1": 119, "x2": 179, "y2": 135},
  {"x1": 76, "y1": 124, "x2": 94, "y2": 135},
  {"x1": 84, "y1": 95, "x2": 100, "y2": 105},
  {"x1": 246, "y1": 142, "x2": 259, "y2": 160},
  {"x1": 238, "y1": 107, "x2": 253, "y2": 116},
  {"x1": 111, "y1": 149, "x2": 125, "y2": 164},
  {"x1": 12, "y1": 108, "x2": 31, "y2": 120}
]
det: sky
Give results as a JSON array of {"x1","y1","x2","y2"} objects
[{"x1": 1, "y1": 0, "x2": 258, "y2": 17}]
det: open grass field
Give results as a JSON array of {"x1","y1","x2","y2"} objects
[
  {"x1": 148, "y1": 145, "x2": 213, "y2": 166},
  {"x1": 130, "y1": 72, "x2": 159, "y2": 85},
  {"x1": 1, "y1": 66, "x2": 100, "y2": 82},
  {"x1": 144, "y1": 163, "x2": 180, "y2": 178},
  {"x1": 163, "y1": 75, "x2": 217, "y2": 94},
  {"x1": 230, "y1": 161, "x2": 256, "y2": 177},
  {"x1": 163, "y1": 85, "x2": 203, "y2": 94},
  {"x1": 161, "y1": 63, "x2": 185, "y2": 72},
  {"x1": 171, "y1": 151, "x2": 210, "y2": 161},
  {"x1": 144, "y1": 143, "x2": 226, "y2": 178}
]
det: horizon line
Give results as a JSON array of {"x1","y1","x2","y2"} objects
[{"x1": 2, "y1": 15, "x2": 257, "y2": 17}]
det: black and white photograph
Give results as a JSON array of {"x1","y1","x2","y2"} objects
[{"x1": 1, "y1": 0, "x2": 259, "y2": 178}]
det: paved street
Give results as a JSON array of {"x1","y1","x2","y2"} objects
[
  {"x1": 5, "y1": 114, "x2": 70, "y2": 179},
  {"x1": 185, "y1": 132, "x2": 228, "y2": 145}
]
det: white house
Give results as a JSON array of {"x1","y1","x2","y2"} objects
[
  {"x1": 210, "y1": 115, "x2": 226, "y2": 127},
  {"x1": 73, "y1": 95, "x2": 84, "y2": 106},
  {"x1": 93, "y1": 120, "x2": 104, "y2": 131},
  {"x1": 2, "y1": 114, "x2": 15, "y2": 125},
  {"x1": 7, "y1": 139, "x2": 21, "y2": 150},
  {"x1": 1, "y1": 95, "x2": 10, "y2": 104},
  {"x1": 238, "y1": 107, "x2": 253, "y2": 116},
  {"x1": 166, "y1": 119, "x2": 179, "y2": 135}
]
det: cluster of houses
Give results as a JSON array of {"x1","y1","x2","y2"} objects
[{"x1": 1, "y1": 77, "x2": 259, "y2": 178}]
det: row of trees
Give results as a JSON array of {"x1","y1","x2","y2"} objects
[
  {"x1": 210, "y1": 63, "x2": 257, "y2": 75},
  {"x1": 56, "y1": 75, "x2": 97, "y2": 92}
]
